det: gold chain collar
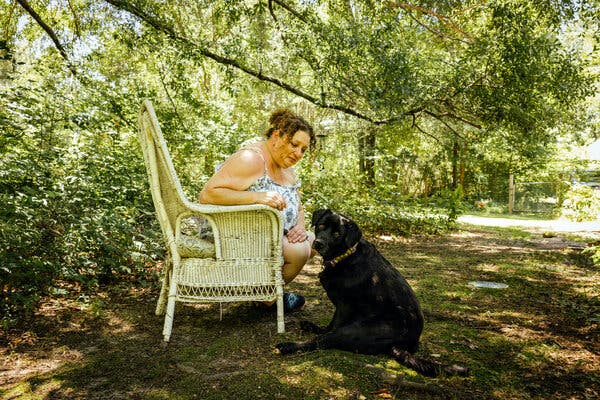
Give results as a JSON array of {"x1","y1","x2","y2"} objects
[{"x1": 323, "y1": 243, "x2": 359, "y2": 268}]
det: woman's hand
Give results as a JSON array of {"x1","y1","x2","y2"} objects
[
  {"x1": 286, "y1": 223, "x2": 308, "y2": 244},
  {"x1": 259, "y1": 191, "x2": 287, "y2": 211}
]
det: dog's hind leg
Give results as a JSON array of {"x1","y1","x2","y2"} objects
[
  {"x1": 390, "y1": 346, "x2": 469, "y2": 378},
  {"x1": 277, "y1": 319, "x2": 397, "y2": 356}
]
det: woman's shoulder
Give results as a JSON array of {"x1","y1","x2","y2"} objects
[
  {"x1": 236, "y1": 146, "x2": 263, "y2": 160},
  {"x1": 219, "y1": 146, "x2": 265, "y2": 176},
  {"x1": 238, "y1": 145, "x2": 266, "y2": 166}
]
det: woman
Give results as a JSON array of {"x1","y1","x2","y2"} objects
[{"x1": 199, "y1": 108, "x2": 317, "y2": 312}]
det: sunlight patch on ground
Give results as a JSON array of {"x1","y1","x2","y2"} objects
[
  {"x1": 572, "y1": 284, "x2": 600, "y2": 298},
  {"x1": 294, "y1": 261, "x2": 322, "y2": 283},
  {"x1": 444, "y1": 237, "x2": 534, "y2": 254},
  {"x1": 182, "y1": 302, "x2": 215, "y2": 311},
  {"x1": 322, "y1": 386, "x2": 361, "y2": 399},
  {"x1": 498, "y1": 324, "x2": 551, "y2": 341},
  {"x1": 450, "y1": 230, "x2": 486, "y2": 238},
  {"x1": 376, "y1": 234, "x2": 412, "y2": 243},
  {"x1": 546, "y1": 345, "x2": 600, "y2": 373},
  {"x1": 1, "y1": 377, "x2": 64, "y2": 399},
  {"x1": 458, "y1": 215, "x2": 600, "y2": 238},
  {"x1": 0, "y1": 348, "x2": 82, "y2": 395},
  {"x1": 474, "y1": 262, "x2": 502, "y2": 273},
  {"x1": 515, "y1": 341, "x2": 600, "y2": 374},
  {"x1": 285, "y1": 363, "x2": 344, "y2": 383},
  {"x1": 281, "y1": 361, "x2": 348, "y2": 396},
  {"x1": 103, "y1": 312, "x2": 136, "y2": 334},
  {"x1": 571, "y1": 289, "x2": 600, "y2": 303},
  {"x1": 470, "y1": 310, "x2": 547, "y2": 332}
]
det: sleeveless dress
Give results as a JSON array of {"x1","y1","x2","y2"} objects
[{"x1": 245, "y1": 146, "x2": 301, "y2": 233}]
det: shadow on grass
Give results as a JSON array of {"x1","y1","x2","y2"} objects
[
  {"x1": 382, "y1": 229, "x2": 599, "y2": 399},
  {"x1": 2, "y1": 226, "x2": 599, "y2": 399}
]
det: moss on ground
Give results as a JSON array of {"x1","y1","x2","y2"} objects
[{"x1": 1, "y1": 225, "x2": 598, "y2": 399}]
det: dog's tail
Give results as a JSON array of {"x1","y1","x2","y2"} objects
[{"x1": 390, "y1": 346, "x2": 469, "y2": 378}]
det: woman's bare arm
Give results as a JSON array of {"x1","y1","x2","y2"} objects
[{"x1": 199, "y1": 149, "x2": 286, "y2": 210}]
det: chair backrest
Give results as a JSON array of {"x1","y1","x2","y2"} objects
[{"x1": 138, "y1": 100, "x2": 190, "y2": 244}]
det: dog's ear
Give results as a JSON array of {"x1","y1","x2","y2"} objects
[
  {"x1": 311, "y1": 209, "x2": 330, "y2": 227},
  {"x1": 340, "y1": 214, "x2": 362, "y2": 247}
]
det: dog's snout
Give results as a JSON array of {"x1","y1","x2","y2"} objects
[{"x1": 313, "y1": 239, "x2": 325, "y2": 251}]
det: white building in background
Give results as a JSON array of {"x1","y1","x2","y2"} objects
[{"x1": 586, "y1": 138, "x2": 600, "y2": 161}]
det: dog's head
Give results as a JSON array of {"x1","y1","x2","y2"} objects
[{"x1": 311, "y1": 209, "x2": 362, "y2": 260}]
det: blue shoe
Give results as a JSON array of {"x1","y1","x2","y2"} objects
[{"x1": 283, "y1": 292, "x2": 305, "y2": 313}]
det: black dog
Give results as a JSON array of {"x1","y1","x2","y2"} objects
[{"x1": 276, "y1": 209, "x2": 467, "y2": 377}]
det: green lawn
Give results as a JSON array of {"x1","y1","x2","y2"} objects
[{"x1": 1, "y1": 224, "x2": 598, "y2": 399}]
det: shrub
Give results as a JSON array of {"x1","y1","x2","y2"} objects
[
  {"x1": 0, "y1": 153, "x2": 64, "y2": 330},
  {"x1": 301, "y1": 171, "x2": 458, "y2": 236},
  {"x1": 561, "y1": 184, "x2": 600, "y2": 222},
  {"x1": 0, "y1": 135, "x2": 162, "y2": 331}
]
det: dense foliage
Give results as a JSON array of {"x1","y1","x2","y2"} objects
[
  {"x1": 561, "y1": 184, "x2": 600, "y2": 222},
  {"x1": 1, "y1": 0, "x2": 598, "y2": 330},
  {"x1": 0, "y1": 61, "x2": 163, "y2": 329}
]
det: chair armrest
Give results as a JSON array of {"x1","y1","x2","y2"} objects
[
  {"x1": 176, "y1": 202, "x2": 284, "y2": 261},
  {"x1": 186, "y1": 202, "x2": 282, "y2": 216}
]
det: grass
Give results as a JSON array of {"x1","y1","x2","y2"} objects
[{"x1": 1, "y1": 224, "x2": 599, "y2": 399}]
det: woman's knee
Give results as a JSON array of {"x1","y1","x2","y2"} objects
[
  {"x1": 283, "y1": 236, "x2": 312, "y2": 262},
  {"x1": 281, "y1": 236, "x2": 313, "y2": 283}
]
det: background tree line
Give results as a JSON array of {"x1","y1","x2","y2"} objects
[{"x1": 1, "y1": 0, "x2": 598, "y2": 330}]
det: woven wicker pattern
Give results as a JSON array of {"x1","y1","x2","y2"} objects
[
  {"x1": 177, "y1": 234, "x2": 216, "y2": 258},
  {"x1": 137, "y1": 100, "x2": 285, "y2": 341}
]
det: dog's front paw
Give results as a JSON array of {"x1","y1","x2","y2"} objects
[
  {"x1": 300, "y1": 320, "x2": 326, "y2": 334},
  {"x1": 276, "y1": 342, "x2": 299, "y2": 355}
]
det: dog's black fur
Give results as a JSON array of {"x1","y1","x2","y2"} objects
[{"x1": 276, "y1": 209, "x2": 468, "y2": 377}]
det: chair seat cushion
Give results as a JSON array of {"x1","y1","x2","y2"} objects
[{"x1": 177, "y1": 235, "x2": 216, "y2": 258}]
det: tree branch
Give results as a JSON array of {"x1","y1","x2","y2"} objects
[
  {"x1": 439, "y1": 111, "x2": 481, "y2": 129},
  {"x1": 67, "y1": 0, "x2": 82, "y2": 37},
  {"x1": 424, "y1": 109, "x2": 466, "y2": 139},
  {"x1": 267, "y1": 0, "x2": 278, "y2": 23},
  {"x1": 15, "y1": 0, "x2": 77, "y2": 76},
  {"x1": 104, "y1": 0, "x2": 377, "y2": 123},
  {"x1": 429, "y1": 100, "x2": 482, "y2": 129},
  {"x1": 387, "y1": 2, "x2": 472, "y2": 40},
  {"x1": 413, "y1": 121, "x2": 441, "y2": 143},
  {"x1": 271, "y1": 0, "x2": 309, "y2": 24},
  {"x1": 103, "y1": 0, "x2": 482, "y2": 133},
  {"x1": 404, "y1": 9, "x2": 469, "y2": 43}
]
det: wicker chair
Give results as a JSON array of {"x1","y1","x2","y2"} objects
[{"x1": 138, "y1": 100, "x2": 285, "y2": 342}]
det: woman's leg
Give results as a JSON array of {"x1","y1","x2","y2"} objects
[{"x1": 281, "y1": 231, "x2": 315, "y2": 283}]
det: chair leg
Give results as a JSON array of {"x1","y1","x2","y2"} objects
[
  {"x1": 162, "y1": 266, "x2": 178, "y2": 342},
  {"x1": 276, "y1": 284, "x2": 285, "y2": 333},
  {"x1": 155, "y1": 257, "x2": 171, "y2": 316}
]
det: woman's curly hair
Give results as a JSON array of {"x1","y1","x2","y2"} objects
[{"x1": 266, "y1": 108, "x2": 316, "y2": 151}]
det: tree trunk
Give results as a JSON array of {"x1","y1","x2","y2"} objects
[
  {"x1": 359, "y1": 127, "x2": 376, "y2": 185},
  {"x1": 459, "y1": 148, "x2": 466, "y2": 192},
  {"x1": 451, "y1": 139, "x2": 459, "y2": 189}
]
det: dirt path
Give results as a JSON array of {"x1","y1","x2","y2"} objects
[{"x1": 458, "y1": 214, "x2": 600, "y2": 238}]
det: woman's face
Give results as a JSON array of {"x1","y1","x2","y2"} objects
[{"x1": 272, "y1": 130, "x2": 310, "y2": 168}]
